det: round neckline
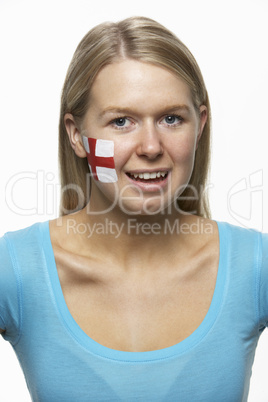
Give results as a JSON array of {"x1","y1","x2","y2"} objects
[{"x1": 41, "y1": 220, "x2": 227, "y2": 362}]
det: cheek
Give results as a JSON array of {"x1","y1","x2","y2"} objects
[
  {"x1": 113, "y1": 140, "x2": 134, "y2": 169},
  {"x1": 171, "y1": 136, "x2": 197, "y2": 165}
]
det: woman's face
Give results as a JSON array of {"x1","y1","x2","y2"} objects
[{"x1": 79, "y1": 59, "x2": 207, "y2": 215}]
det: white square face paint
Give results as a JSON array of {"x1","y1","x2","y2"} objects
[
  {"x1": 96, "y1": 166, "x2": 118, "y2": 183},
  {"x1": 95, "y1": 139, "x2": 114, "y2": 157},
  {"x1": 82, "y1": 136, "x2": 118, "y2": 183}
]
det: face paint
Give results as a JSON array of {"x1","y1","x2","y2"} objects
[{"x1": 82, "y1": 136, "x2": 118, "y2": 183}]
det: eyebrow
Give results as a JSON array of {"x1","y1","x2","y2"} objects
[{"x1": 98, "y1": 104, "x2": 192, "y2": 118}]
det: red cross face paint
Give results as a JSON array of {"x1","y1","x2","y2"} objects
[{"x1": 82, "y1": 136, "x2": 118, "y2": 183}]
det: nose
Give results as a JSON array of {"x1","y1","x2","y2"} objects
[{"x1": 136, "y1": 123, "x2": 163, "y2": 159}]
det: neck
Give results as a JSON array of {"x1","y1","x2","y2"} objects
[{"x1": 67, "y1": 203, "x2": 195, "y2": 271}]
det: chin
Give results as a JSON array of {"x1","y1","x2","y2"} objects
[{"x1": 118, "y1": 200, "x2": 172, "y2": 217}]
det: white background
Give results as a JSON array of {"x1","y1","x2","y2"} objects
[{"x1": 0, "y1": 0, "x2": 268, "y2": 400}]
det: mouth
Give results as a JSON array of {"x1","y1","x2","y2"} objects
[{"x1": 126, "y1": 170, "x2": 169, "y2": 183}]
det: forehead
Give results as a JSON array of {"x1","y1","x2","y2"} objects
[{"x1": 88, "y1": 59, "x2": 194, "y2": 113}]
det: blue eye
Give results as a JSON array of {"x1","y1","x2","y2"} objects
[
  {"x1": 110, "y1": 116, "x2": 133, "y2": 130},
  {"x1": 164, "y1": 115, "x2": 182, "y2": 125},
  {"x1": 114, "y1": 118, "x2": 126, "y2": 127}
]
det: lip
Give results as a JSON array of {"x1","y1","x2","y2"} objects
[{"x1": 125, "y1": 169, "x2": 170, "y2": 192}]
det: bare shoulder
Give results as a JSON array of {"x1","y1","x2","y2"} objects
[
  {"x1": 179, "y1": 215, "x2": 218, "y2": 246},
  {"x1": 49, "y1": 215, "x2": 74, "y2": 249},
  {"x1": 176, "y1": 215, "x2": 219, "y2": 274},
  {"x1": 48, "y1": 213, "x2": 103, "y2": 284},
  {"x1": 49, "y1": 212, "x2": 86, "y2": 252}
]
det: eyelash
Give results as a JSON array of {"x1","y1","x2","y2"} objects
[
  {"x1": 109, "y1": 114, "x2": 183, "y2": 130},
  {"x1": 109, "y1": 117, "x2": 132, "y2": 130},
  {"x1": 163, "y1": 115, "x2": 183, "y2": 126}
]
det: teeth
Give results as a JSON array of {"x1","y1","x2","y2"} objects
[{"x1": 129, "y1": 171, "x2": 168, "y2": 180}]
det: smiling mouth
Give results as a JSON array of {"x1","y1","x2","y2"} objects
[{"x1": 126, "y1": 171, "x2": 169, "y2": 182}]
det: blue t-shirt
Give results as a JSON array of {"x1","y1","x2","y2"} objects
[{"x1": 0, "y1": 221, "x2": 268, "y2": 401}]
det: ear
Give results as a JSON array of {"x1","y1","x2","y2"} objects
[
  {"x1": 195, "y1": 105, "x2": 208, "y2": 150},
  {"x1": 64, "y1": 113, "x2": 87, "y2": 158}
]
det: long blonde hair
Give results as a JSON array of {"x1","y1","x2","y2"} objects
[{"x1": 59, "y1": 16, "x2": 211, "y2": 217}]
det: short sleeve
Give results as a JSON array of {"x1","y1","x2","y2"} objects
[
  {"x1": 259, "y1": 232, "x2": 268, "y2": 327},
  {"x1": 0, "y1": 235, "x2": 21, "y2": 344}
]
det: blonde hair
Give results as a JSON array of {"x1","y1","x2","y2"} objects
[{"x1": 59, "y1": 16, "x2": 211, "y2": 217}]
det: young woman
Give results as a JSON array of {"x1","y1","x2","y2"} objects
[{"x1": 0, "y1": 16, "x2": 267, "y2": 401}]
